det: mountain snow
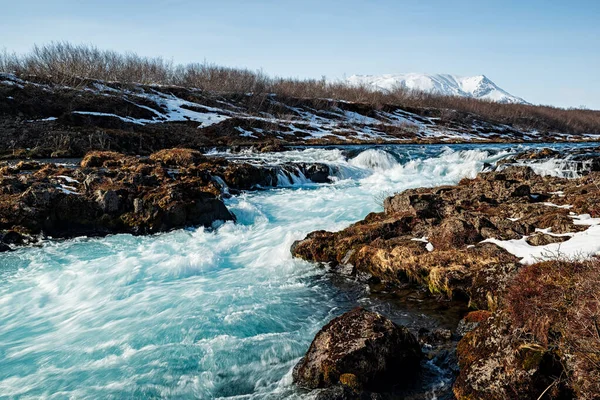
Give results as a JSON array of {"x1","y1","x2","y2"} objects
[{"x1": 347, "y1": 73, "x2": 528, "y2": 104}]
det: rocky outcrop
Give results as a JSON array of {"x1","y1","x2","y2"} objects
[
  {"x1": 293, "y1": 307, "x2": 421, "y2": 394},
  {"x1": 0, "y1": 148, "x2": 341, "y2": 242},
  {"x1": 292, "y1": 166, "x2": 600, "y2": 309},
  {"x1": 0, "y1": 154, "x2": 235, "y2": 238}
]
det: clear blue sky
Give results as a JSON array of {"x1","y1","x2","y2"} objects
[{"x1": 1, "y1": 0, "x2": 599, "y2": 109}]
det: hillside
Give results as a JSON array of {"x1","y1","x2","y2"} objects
[{"x1": 1, "y1": 43, "x2": 600, "y2": 158}]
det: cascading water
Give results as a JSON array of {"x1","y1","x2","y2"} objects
[{"x1": 0, "y1": 143, "x2": 597, "y2": 399}]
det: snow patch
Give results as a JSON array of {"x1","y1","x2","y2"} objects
[{"x1": 482, "y1": 214, "x2": 600, "y2": 264}]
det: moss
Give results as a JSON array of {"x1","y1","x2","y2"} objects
[{"x1": 339, "y1": 373, "x2": 361, "y2": 391}]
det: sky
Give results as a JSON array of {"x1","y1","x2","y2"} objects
[{"x1": 1, "y1": 0, "x2": 599, "y2": 109}]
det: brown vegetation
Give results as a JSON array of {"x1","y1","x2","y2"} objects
[
  {"x1": 2, "y1": 42, "x2": 599, "y2": 135},
  {"x1": 506, "y1": 259, "x2": 600, "y2": 398}
]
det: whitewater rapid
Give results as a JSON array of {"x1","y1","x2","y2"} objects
[{"x1": 0, "y1": 143, "x2": 596, "y2": 399}]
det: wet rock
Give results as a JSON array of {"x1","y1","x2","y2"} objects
[
  {"x1": 293, "y1": 307, "x2": 421, "y2": 391},
  {"x1": 516, "y1": 147, "x2": 559, "y2": 160},
  {"x1": 291, "y1": 230, "x2": 337, "y2": 264},
  {"x1": 222, "y1": 163, "x2": 277, "y2": 189},
  {"x1": 302, "y1": 163, "x2": 331, "y2": 183},
  {"x1": 418, "y1": 328, "x2": 453, "y2": 345},
  {"x1": 1, "y1": 230, "x2": 24, "y2": 244},
  {"x1": 0, "y1": 242, "x2": 11, "y2": 252}
]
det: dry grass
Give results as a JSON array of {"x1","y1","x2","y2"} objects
[
  {"x1": 2, "y1": 42, "x2": 600, "y2": 134},
  {"x1": 149, "y1": 148, "x2": 206, "y2": 167},
  {"x1": 506, "y1": 258, "x2": 600, "y2": 398}
]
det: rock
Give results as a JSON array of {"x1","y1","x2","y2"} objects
[
  {"x1": 259, "y1": 142, "x2": 286, "y2": 153},
  {"x1": 223, "y1": 163, "x2": 277, "y2": 189},
  {"x1": 22, "y1": 183, "x2": 56, "y2": 207},
  {"x1": 291, "y1": 230, "x2": 337, "y2": 264},
  {"x1": 95, "y1": 190, "x2": 120, "y2": 214},
  {"x1": 429, "y1": 217, "x2": 482, "y2": 250},
  {"x1": 418, "y1": 328, "x2": 453, "y2": 345},
  {"x1": 0, "y1": 242, "x2": 11, "y2": 252},
  {"x1": 14, "y1": 161, "x2": 40, "y2": 171},
  {"x1": 510, "y1": 184, "x2": 530, "y2": 197},
  {"x1": 517, "y1": 148, "x2": 559, "y2": 160},
  {"x1": 1, "y1": 230, "x2": 24, "y2": 244},
  {"x1": 454, "y1": 312, "x2": 573, "y2": 400},
  {"x1": 292, "y1": 164, "x2": 600, "y2": 305},
  {"x1": 525, "y1": 233, "x2": 569, "y2": 246},
  {"x1": 302, "y1": 163, "x2": 331, "y2": 183},
  {"x1": 50, "y1": 149, "x2": 72, "y2": 158},
  {"x1": 0, "y1": 149, "x2": 241, "y2": 241},
  {"x1": 315, "y1": 384, "x2": 389, "y2": 400},
  {"x1": 293, "y1": 307, "x2": 421, "y2": 391},
  {"x1": 383, "y1": 192, "x2": 441, "y2": 218}
]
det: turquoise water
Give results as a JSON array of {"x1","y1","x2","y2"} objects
[{"x1": 0, "y1": 143, "x2": 595, "y2": 399}]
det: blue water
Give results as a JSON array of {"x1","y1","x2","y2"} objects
[{"x1": 0, "y1": 143, "x2": 595, "y2": 399}]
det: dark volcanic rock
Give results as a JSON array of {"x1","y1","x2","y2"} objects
[{"x1": 293, "y1": 307, "x2": 421, "y2": 391}]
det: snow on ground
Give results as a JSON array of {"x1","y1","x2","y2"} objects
[
  {"x1": 55, "y1": 175, "x2": 79, "y2": 184},
  {"x1": 411, "y1": 236, "x2": 434, "y2": 252},
  {"x1": 72, "y1": 111, "x2": 148, "y2": 125},
  {"x1": 482, "y1": 213, "x2": 600, "y2": 264},
  {"x1": 27, "y1": 117, "x2": 58, "y2": 122}
]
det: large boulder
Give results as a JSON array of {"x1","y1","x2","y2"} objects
[{"x1": 293, "y1": 307, "x2": 422, "y2": 391}]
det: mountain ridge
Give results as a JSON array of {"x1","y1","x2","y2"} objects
[{"x1": 346, "y1": 73, "x2": 528, "y2": 104}]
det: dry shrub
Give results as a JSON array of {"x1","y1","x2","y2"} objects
[
  {"x1": 506, "y1": 258, "x2": 600, "y2": 398},
  {"x1": 149, "y1": 148, "x2": 205, "y2": 167},
  {"x1": 80, "y1": 151, "x2": 124, "y2": 168}
]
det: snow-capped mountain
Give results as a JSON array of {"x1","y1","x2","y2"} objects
[{"x1": 347, "y1": 73, "x2": 528, "y2": 104}]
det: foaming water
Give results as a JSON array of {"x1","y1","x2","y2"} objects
[{"x1": 0, "y1": 143, "x2": 596, "y2": 399}]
